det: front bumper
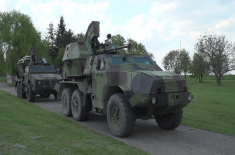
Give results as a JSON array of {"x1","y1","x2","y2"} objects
[{"x1": 125, "y1": 92, "x2": 193, "y2": 116}]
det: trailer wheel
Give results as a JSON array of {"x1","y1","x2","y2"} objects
[
  {"x1": 155, "y1": 110, "x2": 183, "y2": 130},
  {"x1": 61, "y1": 88, "x2": 73, "y2": 117},
  {"x1": 71, "y1": 89, "x2": 89, "y2": 121},
  {"x1": 107, "y1": 93, "x2": 136, "y2": 137},
  {"x1": 27, "y1": 85, "x2": 35, "y2": 102}
]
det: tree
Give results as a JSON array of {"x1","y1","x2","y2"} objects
[
  {"x1": 110, "y1": 34, "x2": 126, "y2": 54},
  {"x1": 127, "y1": 38, "x2": 154, "y2": 59},
  {"x1": 178, "y1": 49, "x2": 191, "y2": 79},
  {"x1": 54, "y1": 48, "x2": 65, "y2": 74},
  {"x1": 76, "y1": 33, "x2": 85, "y2": 41},
  {"x1": 45, "y1": 22, "x2": 55, "y2": 63},
  {"x1": 195, "y1": 32, "x2": 235, "y2": 85},
  {"x1": 0, "y1": 52, "x2": 5, "y2": 76},
  {"x1": 189, "y1": 53, "x2": 210, "y2": 82},
  {"x1": 64, "y1": 29, "x2": 77, "y2": 46},
  {"x1": 162, "y1": 49, "x2": 191, "y2": 77},
  {"x1": 54, "y1": 16, "x2": 66, "y2": 62},
  {"x1": 0, "y1": 10, "x2": 50, "y2": 75}
]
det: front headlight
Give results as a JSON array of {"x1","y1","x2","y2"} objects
[
  {"x1": 188, "y1": 93, "x2": 192, "y2": 100},
  {"x1": 152, "y1": 97, "x2": 156, "y2": 104}
]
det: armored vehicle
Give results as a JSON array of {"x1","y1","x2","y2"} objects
[
  {"x1": 15, "y1": 47, "x2": 62, "y2": 102},
  {"x1": 55, "y1": 21, "x2": 193, "y2": 137}
]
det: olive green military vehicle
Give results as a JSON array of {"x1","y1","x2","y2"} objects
[
  {"x1": 15, "y1": 47, "x2": 62, "y2": 102},
  {"x1": 54, "y1": 21, "x2": 193, "y2": 137}
]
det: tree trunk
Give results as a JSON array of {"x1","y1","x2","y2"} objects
[
  {"x1": 215, "y1": 74, "x2": 221, "y2": 86},
  {"x1": 201, "y1": 74, "x2": 203, "y2": 82},
  {"x1": 185, "y1": 74, "x2": 186, "y2": 79}
]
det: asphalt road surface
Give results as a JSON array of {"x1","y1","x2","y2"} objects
[{"x1": 1, "y1": 83, "x2": 235, "y2": 155}]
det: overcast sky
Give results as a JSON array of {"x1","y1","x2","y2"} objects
[{"x1": 1, "y1": 0, "x2": 235, "y2": 74}]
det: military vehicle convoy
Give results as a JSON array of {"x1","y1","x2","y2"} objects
[
  {"x1": 54, "y1": 21, "x2": 194, "y2": 137},
  {"x1": 15, "y1": 47, "x2": 62, "y2": 102}
]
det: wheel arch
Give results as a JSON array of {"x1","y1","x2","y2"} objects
[
  {"x1": 57, "y1": 82, "x2": 86, "y2": 100},
  {"x1": 102, "y1": 86, "x2": 131, "y2": 115}
]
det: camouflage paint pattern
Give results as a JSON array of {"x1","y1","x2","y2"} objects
[
  {"x1": 55, "y1": 21, "x2": 193, "y2": 119},
  {"x1": 16, "y1": 47, "x2": 62, "y2": 97}
]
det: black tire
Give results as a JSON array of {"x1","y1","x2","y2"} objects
[
  {"x1": 156, "y1": 110, "x2": 183, "y2": 130},
  {"x1": 107, "y1": 93, "x2": 135, "y2": 138},
  {"x1": 54, "y1": 94, "x2": 57, "y2": 101},
  {"x1": 21, "y1": 83, "x2": 26, "y2": 99},
  {"x1": 16, "y1": 83, "x2": 21, "y2": 97},
  {"x1": 71, "y1": 89, "x2": 90, "y2": 121},
  {"x1": 27, "y1": 85, "x2": 35, "y2": 102},
  {"x1": 61, "y1": 88, "x2": 73, "y2": 117}
]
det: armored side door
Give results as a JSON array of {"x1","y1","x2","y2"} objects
[{"x1": 91, "y1": 55, "x2": 108, "y2": 110}]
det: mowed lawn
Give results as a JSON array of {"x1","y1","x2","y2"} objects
[
  {"x1": 182, "y1": 77, "x2": 235, "y2": 136},
  {"x1": 0, "y1": 90, "x2": 147, "y2": 155}
]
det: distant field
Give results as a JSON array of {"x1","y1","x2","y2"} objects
[
  {"x1": 182, "y1": 77, "x2": 235, "y2": 136},
  {"x1": 0, "y1": 90, "x2": 147, "y2": 155}
]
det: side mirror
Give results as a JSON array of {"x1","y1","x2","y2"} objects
[
  {"x1": 96, "y1": 58, "x2": 101, "y2": 70},
  {"x1": 127, "y1": 43, "x2": 132, "y2": 49}
]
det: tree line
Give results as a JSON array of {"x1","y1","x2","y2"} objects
[
  {"x1": 0, "y1": 10, "x2": 154, "y2": 75},
  {"x1": 162, "y1": 32, "x2": 235, "y2": 85}
]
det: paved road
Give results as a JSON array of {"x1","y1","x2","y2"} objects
[{"x1": 1, "y1": 82, "x2": 235, "y2": 155}]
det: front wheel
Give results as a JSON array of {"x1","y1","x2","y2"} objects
[
  {"x1": 27, "y1": 85, "x2": 35, "y2": 102},
  {"x1": 107, "y1": 93, "x2": 135, "y2": 138},
  {"x1": 155, "y1": 110, "x2": 183, "y2": 130},
  {"x1": 71, "y1": 89, "x2": 89, "y2": 121}
]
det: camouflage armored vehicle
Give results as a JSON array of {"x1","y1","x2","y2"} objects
[
  {"x1": 15, "y1": 47, "x2": 62, "y2": 102},
  {"x1": 55, "y1": 21, "x2": 193, "y2": 137}
]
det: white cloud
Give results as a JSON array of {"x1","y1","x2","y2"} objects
[{"x1": 108, "y1": 14, "x2": 164, "y2": 43}]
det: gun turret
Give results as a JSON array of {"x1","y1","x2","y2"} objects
[
  {"x1": 96, "y1": 43, "x2": 132, "y2": 54},
  {"x1": 17, "y1": 47, "x2": 50, "y2": 76}
]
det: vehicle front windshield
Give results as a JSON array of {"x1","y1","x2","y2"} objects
[
  {"x1": 44, "y1": 66, "x2": 56, "y2": 72},
  {"x1": 133, "y1": 57, "x2": 154, "y2": 66},
  {"x1": 110, "y1": 56, "x2": 130, "y2": 65},
  {"x1": 30, "y1": 66, "x2": 43, "y2": 72}
]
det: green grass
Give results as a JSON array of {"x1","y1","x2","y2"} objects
[
  {"x1": 0, "y1": 90, "x2": 148, "y2": 155},
  {"x1": 188, "y1": 74, "x2": 235, "y2": 80},
  {"x1": 182, "y1": 78, "x2": 235, "y2": 136},
  {"x1": 0, "y1": 76, "x2": 6, "y2": 83}
]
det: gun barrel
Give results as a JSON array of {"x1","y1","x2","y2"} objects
[{"x1": 105, "y1": 43, "x2": 132, "y2": 53}]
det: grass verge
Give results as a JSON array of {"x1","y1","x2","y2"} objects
[
  {"x1": 0, "y1": 90, "x2": 148, "y2": 155},
  {"x1": 182, "y1": 78, "x2": 235, "y2": 136}
]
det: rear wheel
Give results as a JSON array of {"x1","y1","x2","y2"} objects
[
  {"x1": 71, "y1": 89, "x2": 89, "y2": 121},
  {"x1": 27, "y1": 85, "x2": 35, "y2": 102},
  {"x1": 155, "y1": 110, "x2": 183, "y2": 130},
  {"x1": 61, "y1": 88, "x2": 73, "y2": 117},
  {"x1": 107, "y1": 93, "x2": 135, "y2": 138}
]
